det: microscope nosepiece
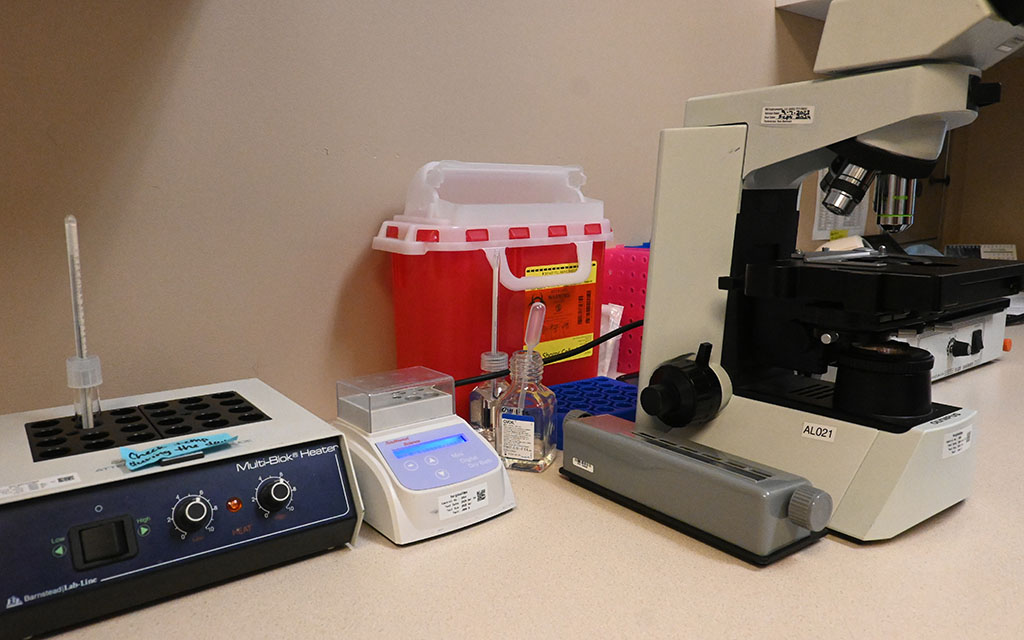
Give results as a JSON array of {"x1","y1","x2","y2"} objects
[{"x1": 820, "y1": 158, "x2": 876, "y2": 217}]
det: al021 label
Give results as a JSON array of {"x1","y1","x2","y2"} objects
[
  {"x1": 438, "y1": 483, "x2": 489, "y2": 521},
  {"x1": 801, "y1": 422, "x2": 836, "y2": 442}
]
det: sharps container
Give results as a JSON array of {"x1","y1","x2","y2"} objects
[{"x1": 373, "y1": 161, "x2": 613, "y2": 417}]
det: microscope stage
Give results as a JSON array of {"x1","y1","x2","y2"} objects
[{"x1": 744, "y1": 255, "x2": 1024, "y2": 319}]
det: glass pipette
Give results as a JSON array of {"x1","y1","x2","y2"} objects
[{"x1": 65, "y1": 215, "x2": 102, "y2": 429}]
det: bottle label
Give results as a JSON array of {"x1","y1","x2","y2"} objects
[{"x1": 500, "y1": 413, "x2": 536, "y2": 461}]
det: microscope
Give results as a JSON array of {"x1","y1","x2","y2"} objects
[{"x1": 561, "y1": 0, "x2": 1024, "y2": 564}]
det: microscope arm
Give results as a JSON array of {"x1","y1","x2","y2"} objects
[{"x1": 682, "y1": 64, "x2": 978, "y2": 190}]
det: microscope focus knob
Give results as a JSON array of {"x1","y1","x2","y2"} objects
[
  {"x1": 640, "y1": 343, "x2": 731, "y2": 429},
  {"x1": 788, "y1": 486, "x2": 833, "y2": 532}
]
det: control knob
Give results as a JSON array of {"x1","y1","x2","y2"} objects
[
  {"x1": 171, "y1": 495, "x2": 213, "y2": 534},
  {"x1": 641, "y1": 342, "x2": 732, "y2": 429},
  {"x1": 256, "y1": 477, "x2": 293, "y2": 514}
]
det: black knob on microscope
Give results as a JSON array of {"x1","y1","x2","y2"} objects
[{"x1": 641, "y1": 343, "x2": 726, "y2": 429}]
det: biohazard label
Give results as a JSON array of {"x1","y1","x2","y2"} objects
[{"x1": 525, "y1": 261, "x2": 597, "y2": 363}]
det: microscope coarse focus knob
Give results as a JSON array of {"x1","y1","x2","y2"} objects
[
  {"x1": 787, "y1": 486, "x2": 832, "y2": 532},
  {"x1": 640, "y1": 342, "x2": 729, "y2": 429}
]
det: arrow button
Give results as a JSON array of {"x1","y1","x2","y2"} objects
[{"x1": 52, "y1": 544, "x2": 67, "y2": 558}]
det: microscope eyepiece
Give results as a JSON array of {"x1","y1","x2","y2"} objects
[{"x1": 820, "y1": 157, "x2": 876, "y2": 217}]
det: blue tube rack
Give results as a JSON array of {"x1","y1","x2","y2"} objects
[{"x1": 550, "y1": 376, "x2": 637, "y2": 449}]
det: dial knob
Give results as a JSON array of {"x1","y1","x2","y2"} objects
[
  {"x1": 788, "y1": 486, "x2": 833, "y2": 532},
  {"x1": 256, "y1": 477, "x2": 292, "y2": 513},
  {"x1": 641, "y1": 342, "x2": 729, "y2": 429},
  {"x1": 172, "y1": 495, "x2": 212, "y2": 533}
]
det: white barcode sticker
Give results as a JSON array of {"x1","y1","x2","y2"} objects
[
  {"x1": 438, "y1": 483, "x2": 489, "y2": 521},
  {"x1": 943, "y1": 426, "x2": 973, "y2": 459},
  {"x1": 762, "y1": 106, "x2": 814, "y2": 125},
  {"x1": 571, "y1": 457, "x2": 594, "y2": 473},
  {"x1": 997, "y1": 35, "x2": 1024, "y2": 53},
  {"x1": 0, "y1": 473, "x2": 82, "y2": 498}
]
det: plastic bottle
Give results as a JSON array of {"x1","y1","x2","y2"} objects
[
  {"x1": 495, "y1": 349, "x2": 556, "y2": 472},
  {"x1": 468, "y1": 351, "x2": 510, "y2": 444}
]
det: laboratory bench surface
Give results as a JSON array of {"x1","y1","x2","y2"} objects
[{"x1": 48, "y1": 328, "x2": 1024, "y2": 639}]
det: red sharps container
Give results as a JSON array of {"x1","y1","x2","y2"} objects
[{"x1": 373, "y1": 161, "x2": 613, "y2": 417}]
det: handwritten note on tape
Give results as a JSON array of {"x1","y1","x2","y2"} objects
[{"x1": 120, "y1": 434, "x2": 239, "y2": 471}]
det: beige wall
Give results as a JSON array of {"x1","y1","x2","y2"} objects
[
  {"x1": 942, "y1": 57, "x2": 1024, "y2": 250},
  {"x1": 0, "y1": 1, "x2": 823, "y2": 418}
]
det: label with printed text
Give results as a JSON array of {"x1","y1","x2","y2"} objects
[
  {"x1": 438, "y1": 483, "x2": 489, "y2": 521},
  {"x1": 762, "y1": 106, "x2": 815, "y2": 125},
  {"x1": 0, "y1": 473, "x2": 81, "y2": 498},
  {"x1": 525, "y1": 261, "x2": 598, "y2": 362},
  {"x1": 571, "y1": 456, "x2": 594, "y2": 473},
  {"x1": 942, "y1": 426, "x2": 972, "y2": 459},
  {"x1": 800, "y1": 422, "x2": 836, "y2": 442},
  {"x1": 501, "y1": 413, "x2": 536, "y2": 461}
]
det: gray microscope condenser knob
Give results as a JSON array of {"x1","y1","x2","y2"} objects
[{"x1": 788, "y1": 486, "x2": 833, "y2": 532}]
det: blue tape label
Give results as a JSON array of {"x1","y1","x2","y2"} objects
[{"x1": 120, "y1": 434, "x2": 238, "y2": 471}]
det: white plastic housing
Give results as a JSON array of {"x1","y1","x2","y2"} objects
[
  {"x1": 333, "y1": 415, "x2": 516, "y2": 545},
  {"x1": 815, "y1": 0, "x2": 1024, "y2": 74}
]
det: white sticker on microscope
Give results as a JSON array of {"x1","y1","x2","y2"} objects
[
  {"x1": 801, "y1": 422, "x2": 836, "y2": 442},
  {"x1": 942, "y1": 426, "x2": 972, "y2": 459},
  {"x1": 761, "y1": 106, "x2": 815, "y2": 125}
]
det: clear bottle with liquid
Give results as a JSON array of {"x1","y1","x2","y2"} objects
[
  {"x1": 494, "y1": 350, "x2": 556, "y2": 472},
  {"x1": 468, "y1": 351, "x2": 510, "y2": 444}
]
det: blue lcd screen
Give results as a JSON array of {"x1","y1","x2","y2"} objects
[{"x1": 393, "y1": 434, "x2": 468, "y2": 459}]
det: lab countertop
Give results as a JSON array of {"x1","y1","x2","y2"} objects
[{"x1": 54, "y1": 329, "x2": 1024, "y2": 639}]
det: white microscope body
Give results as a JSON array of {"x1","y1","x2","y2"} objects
[{"x1": 633, "y1": 0, "x2": 1024, "y2": 541}]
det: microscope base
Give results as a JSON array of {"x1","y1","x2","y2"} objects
[{"x1": 682, "y1": 396, "x2": 977, "y2": 540}]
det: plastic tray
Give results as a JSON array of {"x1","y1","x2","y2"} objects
[{"x1": 550, "y1": 376, "x2": 637, "y2": 449}]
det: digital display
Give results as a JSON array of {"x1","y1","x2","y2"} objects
[{"x1": 393, "y1": 434, "x2": 467, "y2": 459}]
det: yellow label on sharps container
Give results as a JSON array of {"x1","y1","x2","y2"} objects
[{"x1": 524, "y1": 261, "x2": 598, "y2": 363}]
